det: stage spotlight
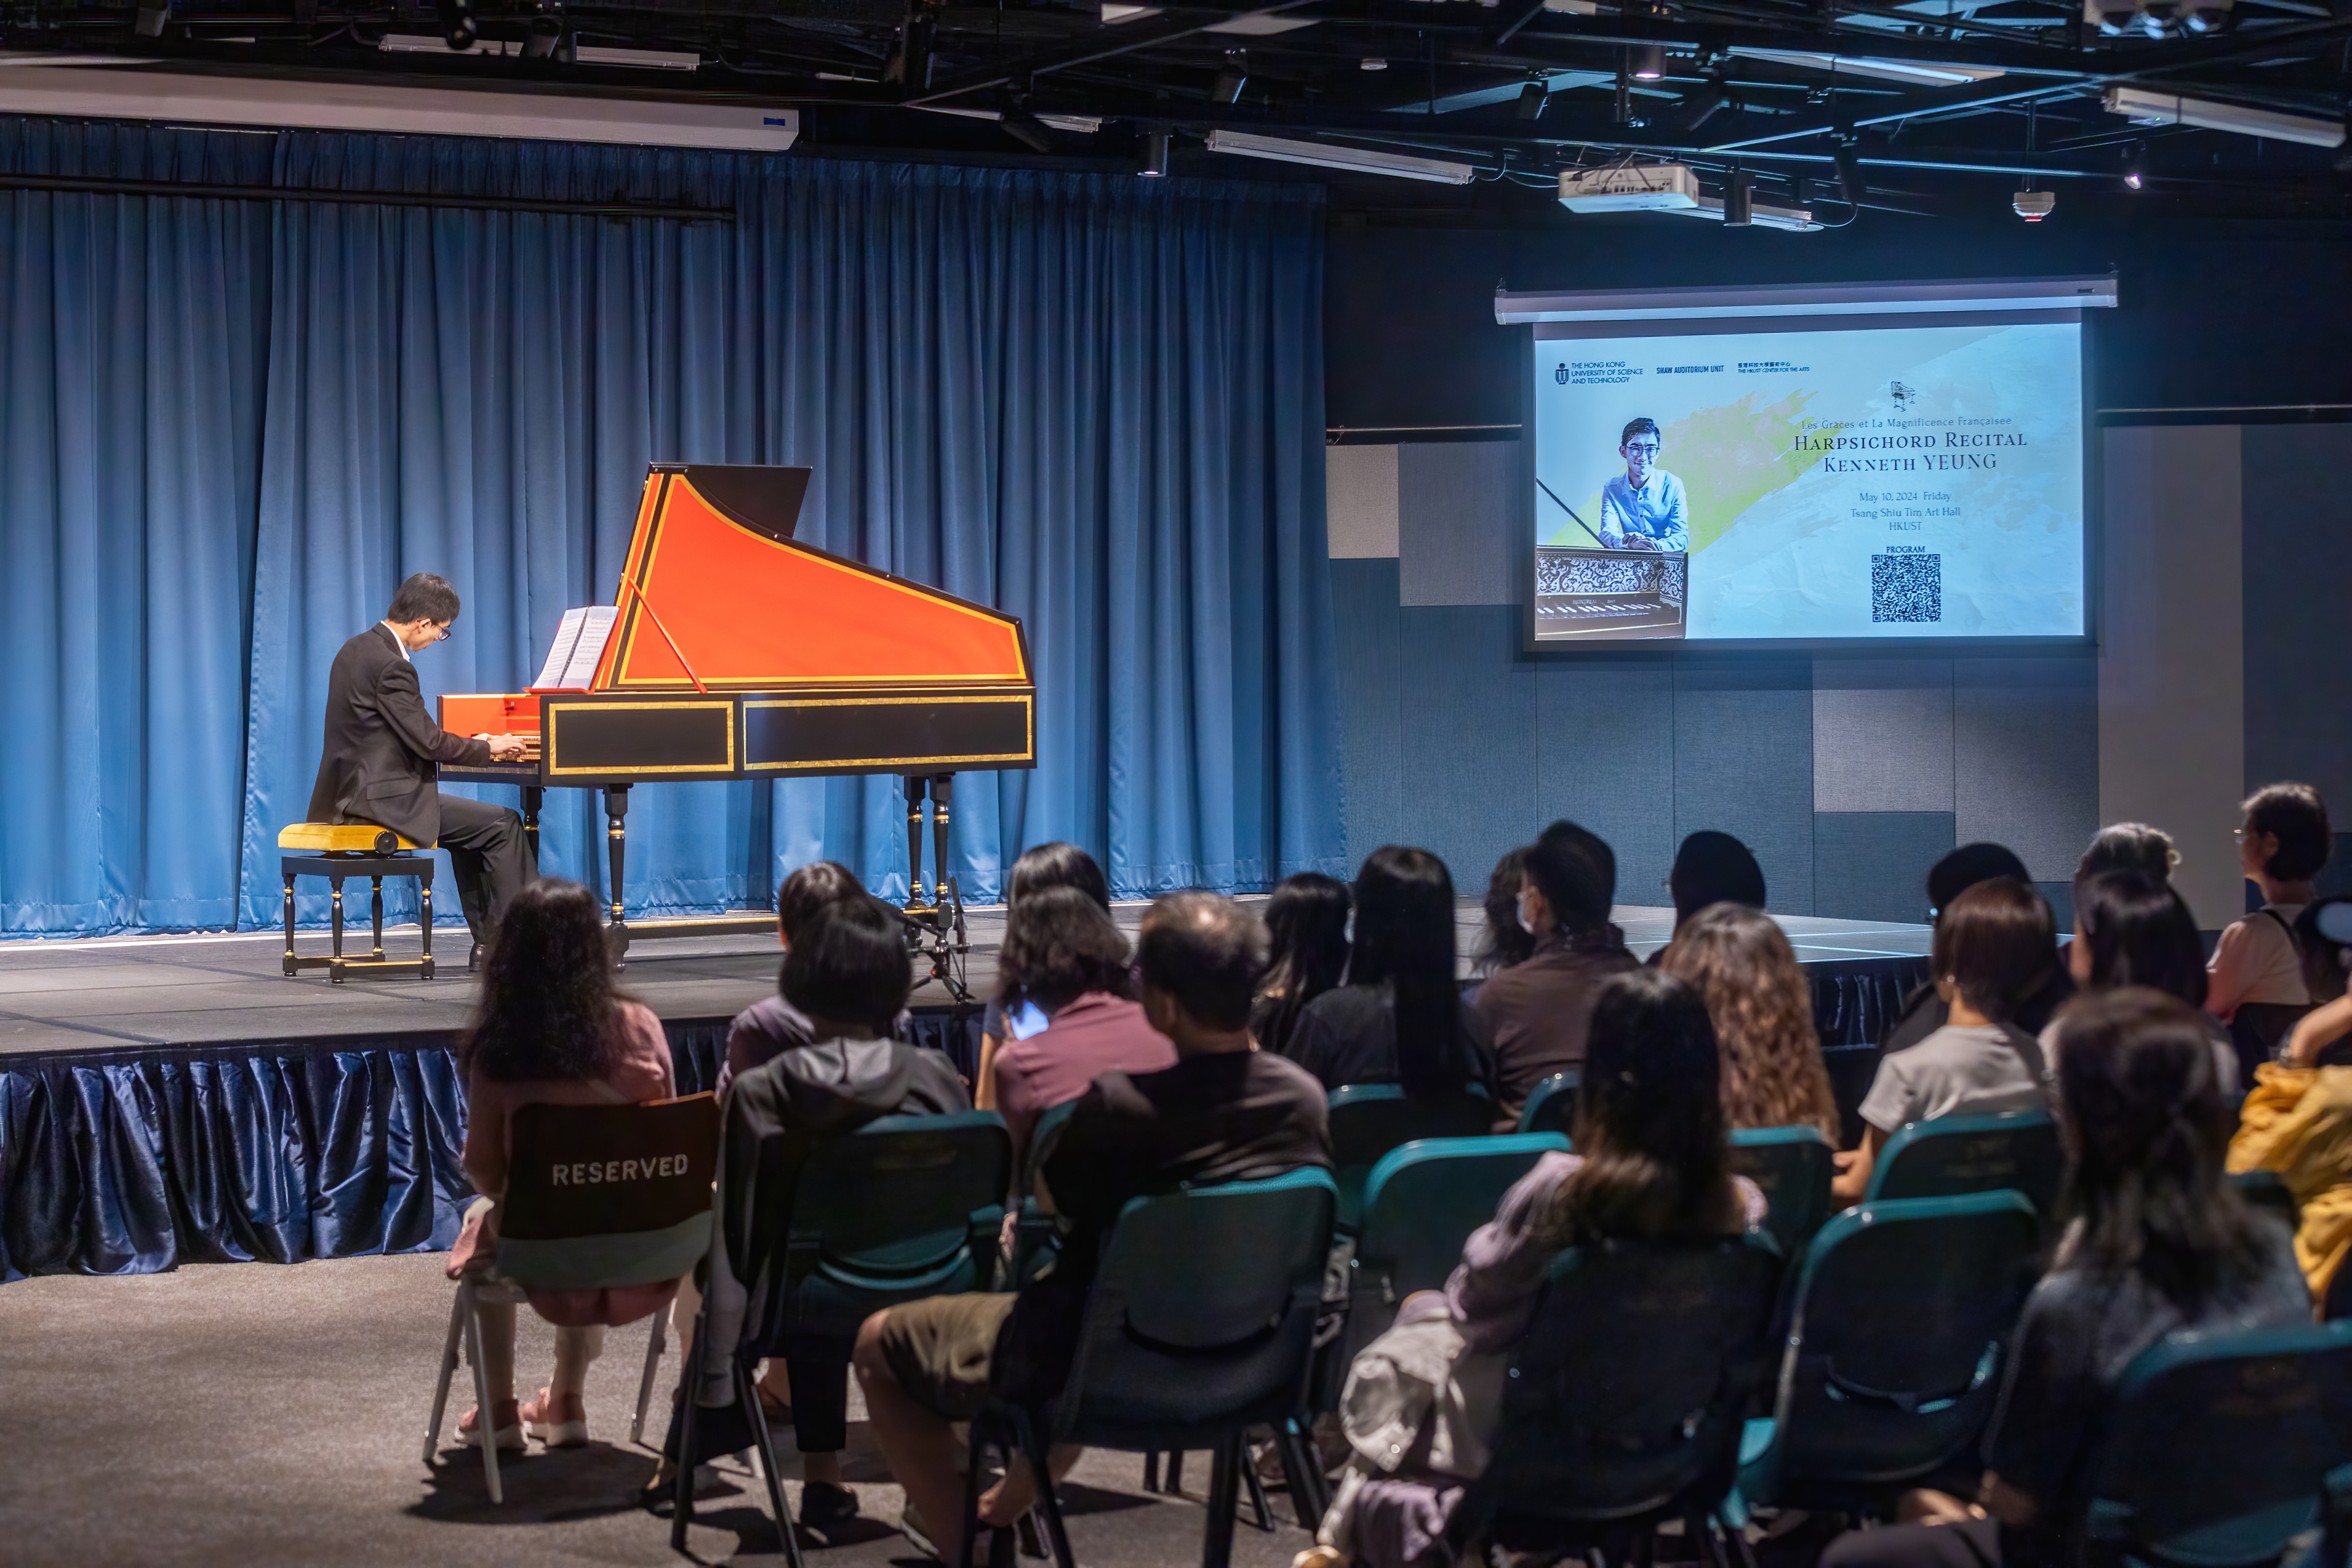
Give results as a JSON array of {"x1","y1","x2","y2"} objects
[
  {"x1": 1140, "y1": 127, "x2": 1169, "y2": 176},
  {"x1": 2013, "y1": 184, "x2": 2055, "y2": 220},
  {"x1": 1360, "y1": 57, "x2": 1387, "y2": 71},
  {"x1": 523, "y1": 0, "x2": 563, "y2": 59},
  {"x1": 1723, "y1": 167, "x2": 1754, "y2": 225},
  {"x1": 999, "y1": 104, "x2": 1057, "y2": 152},
  {"x1": 1211, "y1": 54, "x2": 1248, "y2": 103},
  {"x1": 2123, "y1": 145, "x2": 2146, "y2": 189},
  {"x1": 1629, "y1": 44, "x2": 1665, "y2": 81},
  {"x1": 1515, "y1": 81, "x2": 1548, "y2": 123},
  {"x1": 435, "y1": 0, "x2": 477, "y2": 50}
]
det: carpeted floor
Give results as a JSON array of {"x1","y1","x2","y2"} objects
[{"x1": 0, "y1": 1253, "x2": 1320, "y2": 1567}]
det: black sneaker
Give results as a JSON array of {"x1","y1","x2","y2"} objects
[{"x1": 800, "y1": 1481, "x2": 860, "y2": 1530}]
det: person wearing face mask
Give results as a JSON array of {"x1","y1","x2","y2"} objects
[{"x1": 1471, "y1": 820, "x2": 1639, "y2": 1129}]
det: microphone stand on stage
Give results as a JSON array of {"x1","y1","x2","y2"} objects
[{"x1": 894, "y1": 874, "x2": 976, "y2": 1009}]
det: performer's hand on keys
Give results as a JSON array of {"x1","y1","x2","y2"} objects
[{"x1": 482, "y1": 733, "x2": 531, "y2": 760}]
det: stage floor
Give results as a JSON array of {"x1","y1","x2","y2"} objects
[{"x1": 0, "y1": 902, "x2": 1933, "y2": 1059}]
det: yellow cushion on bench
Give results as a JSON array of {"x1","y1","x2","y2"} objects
[{"x1": 276, "y1": 824, "x2": 429, "y2": 855}]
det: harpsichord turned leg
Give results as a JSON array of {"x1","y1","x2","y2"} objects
[{"x1": 604, "y1": 784, "x2": 631, "y2": 962}]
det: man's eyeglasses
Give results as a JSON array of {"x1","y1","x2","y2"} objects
[{"x1": 1624, "y1": 442, "x2": 1661, "y2": 455}]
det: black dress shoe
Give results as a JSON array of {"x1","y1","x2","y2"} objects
[{"x1": 800, "y1": 1481, "x2": 861, "y2": 1530}]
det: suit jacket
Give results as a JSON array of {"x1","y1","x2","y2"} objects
[{"x1": 306, "y1": 624, "x2": 491, "y2": 846}]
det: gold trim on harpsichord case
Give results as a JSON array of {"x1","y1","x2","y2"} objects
[
  {"x1": 741, "y1": 692, "x2": 1036, "y2": 772},
  {"x1": 543, "y1": 698, "x2": 739, "y2": 777}
]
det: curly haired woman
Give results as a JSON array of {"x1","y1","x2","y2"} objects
[{"x1": 1659, "y1": 902, "x2": 1840, "y2": 1142}]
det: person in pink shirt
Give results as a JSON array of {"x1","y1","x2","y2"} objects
[
  {"x1": 988, "y1": 885, "x2": 1176, "y2": 1169},
  {"x1": 453, "y1": 879, "x2": 679, "y2": 1452}
]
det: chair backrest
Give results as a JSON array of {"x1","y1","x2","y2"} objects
[
  {"x1": 1865, "y1": 1108, "x2": 2063, "y2": 1213},
  {"x1": 1051, "y1": 1168, "x2": 1337, "y2": 1448},
  {"x1": 1729, "y1": 1126, "x2": 1835, "y2": 1256},
  {"x1": 771, "y1": 1110, "x2": 1012, "y2": 1343},
  {"x1": 1021, "y1": 1098, "x2": 1079, "y2": 1198},
  {"x1": 1327, "y1": 1083, "x2": 1496, "y2": 1230},
  {"x1": 2230, "y1": 1169, "x2": 2302, "y2": 1233},
  {"x1": 1515, "y1": 1069, "x2": 1580, "y2": 1137},
  {"x1": 1478, "y1": 1235, "x2": 1781, "y2": 1532},
  {"x1": 1763, "y1": 1191, "x2": 2042, "y2": 1501},
  {"x1": 2085, "y1": 1319, "x2": 2352, "y2": 1567},
  {"x1": 1348, "y1": 1134, "x2": 1569, "y2": 1360},
  {"x1": 498, "y1": 1093, "x2": 722, "y2": 1288}
]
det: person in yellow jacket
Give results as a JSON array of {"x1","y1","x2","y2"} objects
[{"x1": 2227, "y1": 897, "x2": 2352, "y2": 1305}]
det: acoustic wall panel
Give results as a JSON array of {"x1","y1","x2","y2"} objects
[
  {"x1": 1398, "y1": 440, "x2": 1519, "y2": 607},
  {"x1": 2243, "y1": 423, "x2": 2352, "y2": 808},
  {"x1": 1536, "y1": 655, "x2": 1678, "y2": 906},
  {"x1": 1812, "y1": 659, "x2": 1956, "y2": 814},
  {"x1": 1331, "y1": 558, "x2": 1403, "y2": 870},
  {"x1": 1812, "y1": 811, "x2": 1955, "y2": 925},
  {"x1": 1326, "y1": 444, "x2": 1401, "y2": 559},
  {"x1": 1954, "y1": 656, "x2": 2099, "y2": 884},
  {"x1": 1674, "y1": 661, "x2": 1815, "y2": 916},
  {"x1": 1399, "y1": 604, "x2": 1537, "y2": 891},
  {"x1": 2099, "y1": 425, "x2": 2244, "y2": 930}
]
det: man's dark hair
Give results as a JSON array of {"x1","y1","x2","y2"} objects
[
  {"x1": 2243, "y1": 782, "x2": 2333, "y2": 883},
  {"x1": 781, "y1": 894, "x2": 911, "y2": 1036},
  {"x1": 1006, "y1": 840, "x2": 1111, "y2": 911},
  {"x1": 1927, "y1": 841, "x2": 2031, "y2": 919},
  {"x1": 1931, "y1": 877, "x2": 2057, "y2": 1022},
  {"x1": 385, "y1": 572, "x2": 461, "y2": 625},
  {"x1": 1620, "y1": 417, "x2": 1661, "y2": 447},
  {"x1": 1669, "y1": 830, "x2": 1767, "y2": 926},
  {"x1": 777, "y1": 860, "x2": 864, "y2": 945},
  {"x1": 1137, "y1": 891, "x2": 1269, "y2": 1033},
  {"x1": 996, "y1": 884, "x2": 1132, "y2": 1011},
  {"x1": 1526, "y1": 821, "x2": 1616, "y2": 936}
]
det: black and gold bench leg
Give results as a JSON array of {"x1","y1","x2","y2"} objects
[
  {"x1": 282, "y1": 872, "x2": 299, "y2": 978},
  {"x1": 329, "y1": 876, "x2": 348, "y2": 983},
  {"x1": 370, "y1": 875, "x2": 387, "y2": 961},
  {"x1": 419, "y1": 875, "x2": 435, "y2": 981}
]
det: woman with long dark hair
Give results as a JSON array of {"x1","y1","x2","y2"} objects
[
  {"x1": 1288, "y1": 846, "x2": 1495, "y2": 1098},
  {"x1": 974, "y1": 841, "x2": 1113, "y2": 1113},
  {"x1": 1299, "y1": 970, "x2": 1759, "y2": 1568},
  {"x1": 1821, "y1": 989, "x2": 2306, "y2": 1568},
  {"x1": 453, "y1": 879, "x2": 676, "y2": 1452},
  {"x1": 1661, "y1": 903, "x2": 1840, "y2": 1141},
  {"x1": 1253, "y1": 871, "x2": 1352, "y2": 1058}
]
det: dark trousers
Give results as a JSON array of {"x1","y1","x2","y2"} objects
[
  {"x1": 663, "y1": 1355, "x2": 853, "y2": 1460},
  {"x1": 435, "y1": 795, "x2": 535, "y2": 942}
]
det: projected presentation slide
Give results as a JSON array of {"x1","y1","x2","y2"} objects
[{"x1": 1520, "y1": 278, "x2": 2104, "y2": 646}]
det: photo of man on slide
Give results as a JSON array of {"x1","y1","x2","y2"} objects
[{"x1": 1598, "y1": 417, "x2": 1689, "y2": 552}]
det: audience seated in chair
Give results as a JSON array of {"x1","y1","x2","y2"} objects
[
  {"x1": 1659, "y1": 902, "x2": 1839, "y2": 1141},
  {"x1": 854, "y1": 892, "x2": 1331, "y2": 1566},
  {"x1": 972, "y1": 841, "x2": 1113, "y2": 1114},
  {"x1": 1471, "y1": 823, "x2": 1637, "y2": 1127},
  {"x1": 1835, "y1": 879, "x2": 2059, "y2": 1204},
  {"x1": 2230, "y1": 895, "x2": 2352, "y2": 1301},
  {"x1": 1473, "y1": 846, "x2": 1536, "y2": 978},
  {"x1": 1289, "y1": 846, "x2": 1499, "y2": 1101},
  {"x1": 715, "y1": 858, "x2": 877, "y2": 1098},
  {"x1": 2075, "y1": 820, "x2": 2178, "y2": 885},
  {"x1": 1299, "y1": 968, "x2": 1764, "y2": 1568},
  {"x1": 2209, "y1": 782, "x2": 2333, "y2": 1073},
  {"x1": 662, "y1": 891, "x2": 971, "y2": 1527},
  {"x1": 1882, "y1": 844, "x2": 2074, "y2": 1056},
  {"x1": 2056, "y1": 870, "x2": 2237, "y2": 1093},
  {"x1": 1254, "y1": 870, "x2": 1353, "y2": 1060},
  {"x1": 1819, "y1": 989, "x2": 2310, "y2": 1568},
  {"x1": 1660, "y1": 828, "x2": 1768, "y2": 943},
  {"x1": 451, "y1": 879, "x2": 680, "y2": 1452},
  {"x1": 987, "y1": 884, "x2": 1175, "y2": 1171}
]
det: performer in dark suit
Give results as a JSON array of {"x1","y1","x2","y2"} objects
[{"x1": 308, "y1": 573, "x2": 536, "y2": 960}]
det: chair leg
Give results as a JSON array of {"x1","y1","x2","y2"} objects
[
  {"x1": 958, "y1": 1422, "x2": 988, "y2": 1568},
  {"x1": 1201, "y1": 1437, "x2": 1243, "y2": 1568},
  {"x1": 630, "y1": 1313, "x2": 664, "y2": 1446},
  {"x1": 739, "y1": 1358, "x2": 805, "y2": 1568},
  {"x1": 670, "y1": 1392, "x2": 698, "y2": 1550},
  {"x1": 1273, "y1": 1419, "x2": 1329, "y2": 1528},
  {"x1": 423, "y1": 1287, "x2": 465, "y2": 1466},
  {"x1": 458, "y1": 1282, "x2": 502, "y2": 1505},
  {"x1": 1241, "y1": 1441, "x2": 1275, "y2": 1532},
  {"x1": 1015, "y1": 1413, "x2": 1077, "y2": 1568},
  {"x1": 1143, "y1": 1450, "x2": 1162, "y2": 1494},
  {"x1": 1167, "y1": 1448, "x2": 1185, "y2": 1495},
  {"x1": 1716, "y1": 1512, "x2": 1761, "y2": 1568}
]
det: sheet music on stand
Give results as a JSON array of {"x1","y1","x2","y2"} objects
[{"x1": 530, "y1": 606, "x2": 619, "y2": 693}]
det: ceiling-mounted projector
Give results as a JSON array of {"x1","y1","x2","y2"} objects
[{"x1": 1558, "y1": 163, "x2": 1699, "y2": 212}]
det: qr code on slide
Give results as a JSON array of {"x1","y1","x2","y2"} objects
[{"x1": 1872, "y1": 553, "x2": 1942, "y2": 623}]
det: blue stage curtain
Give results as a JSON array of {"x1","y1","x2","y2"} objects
[
  {"x1": 0, "y1": 122, "x2": 274, "y2": 933},
  {"x1": 0, "y1": 123, "x2": 1341, "y2": 933}
]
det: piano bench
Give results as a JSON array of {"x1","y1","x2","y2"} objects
[{"x1": 276, "y1": 826, "x2": 438, "y2": 983}]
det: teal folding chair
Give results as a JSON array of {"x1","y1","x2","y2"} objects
[
  {"x1": 676, "y1": 1109, "x2": 1012, "y2": 1560},
  {"x1": 2083, "y1": 1318, "x2": 2352, "y2": 1568},
  {"x1": 1451, "y1": 1234, "x2": 1782, "y2": 1563},
  {"x1": 2230, "y1": 1169, "x2": 2303, "y2": 1234},
  {"x1": 1327, "y1": 1083, "x2": 1495, "y2": 1233},
  {"x1": 1739, "y1": 1190, "x2": 2042, "y2": 1514},
  {"x1": 1729, "y1": 1126, "x2": 1835, "y2": 1258},
  {"x1": 1514, "y1": 1069, "x2": 1580, "y2": 1137},
  {"x1": 1010, "y1": 1099, "x2": 1079, "y2": 1286},
  {"x1": 1865, "y1": 1108, "x2": 2063, "y2": 1215},
  {"x1": 967, "y1": 1168, "x2": 1339, "y2": 1568}
]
